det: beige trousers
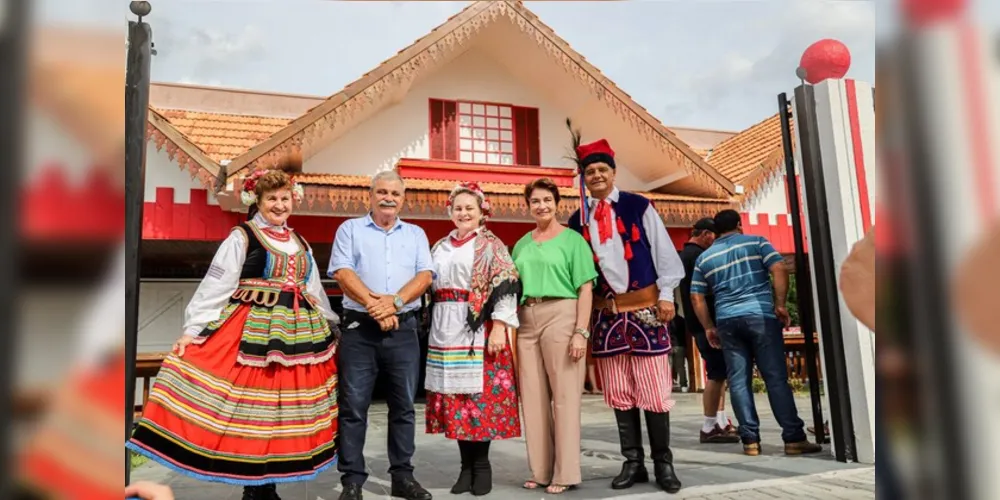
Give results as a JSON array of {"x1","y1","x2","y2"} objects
[{"x1": 516, "y1": 299, "x2": 585, "y2": 486}]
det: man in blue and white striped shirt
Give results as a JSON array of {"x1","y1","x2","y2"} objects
[{"x1": 690, "y1": 210, "x2": 821, "y2": 457}]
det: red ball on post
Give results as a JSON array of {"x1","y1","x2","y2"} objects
[{"x1": 797, "y1": 39, "x2": 852, "y2": 84}]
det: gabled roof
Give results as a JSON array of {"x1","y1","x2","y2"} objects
[
  {"x1": 154, "y1": 109, "x2": 292, "y2": 163},
  {"x1": 704, "y1": 111, "x2": 791, "y2": 202},
  {"x1": 222, "y1": 0, "x2": 734, "y2": 197},
  {"x1": 146, "y1": 109, "x2": 223, "y2": 188}
]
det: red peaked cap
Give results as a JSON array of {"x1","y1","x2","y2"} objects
[{"x1": 575, "y1": 139, "x2": 616, "y2": 169}]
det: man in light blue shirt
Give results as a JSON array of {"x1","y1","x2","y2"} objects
[
  {"x1": 328, "y1": 170, "x2": 434, "y2": 500},
  {"x1": 690, "y1": 209, "x2": 821, "y2": 458}
]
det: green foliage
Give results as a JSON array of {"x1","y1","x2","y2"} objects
[
  {"x1": 751, "y1": 377, "x2": 767, "y2": 394},
  {"x1": 130, "y1": 451, "x2": 149, "y2": 470}
]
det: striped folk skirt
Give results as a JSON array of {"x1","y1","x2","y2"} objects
[{"x1": 127, "y1": 305, "x2": 338, "y2": 486}]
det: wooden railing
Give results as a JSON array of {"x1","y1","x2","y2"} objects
[{"x1": 783, "y1": 332, "x2": 822, "y2": 383}]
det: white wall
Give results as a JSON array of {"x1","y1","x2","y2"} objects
[
  {"x1": 144, "y1": 142, "x2": 220, "y2": 205},
  {"x1": 138, "y1": 281, "x2": 199, "y2": 353},
  {"x1": 306, "y1": 47, "x2": 578, "y2": 177},
  {"x1": 743, "y1": 173, "x2": 790, "y2": 224}
]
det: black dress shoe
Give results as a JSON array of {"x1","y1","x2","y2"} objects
[
  {"x1": 338, "y1": 483, "x2": 363, "y2": 500},
  {"x1": 391, "y1": 478, "x2": 432, "y2": 500}
]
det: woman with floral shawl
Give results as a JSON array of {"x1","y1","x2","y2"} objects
[{"x1": 424, "y1": 182, "x2": 522, "y2": 496}]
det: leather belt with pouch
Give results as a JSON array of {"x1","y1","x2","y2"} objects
[{"x1": 592, "y1": 284, "x2": 659, "y2": 314}]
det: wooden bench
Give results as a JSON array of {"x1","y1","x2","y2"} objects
[{"x1": 134, "y1": 352, "x2": 168, "y2": 418}]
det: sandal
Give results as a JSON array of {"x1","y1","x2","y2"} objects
[
  {"x1": 523, "y1": 480, "x2": 548, "y2": 490},
  {"x1": 545, "y1": 484, "x2": 577, "y2": 495}
]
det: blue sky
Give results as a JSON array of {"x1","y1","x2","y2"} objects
[{"x1": 44, "y1": 1, "x2": 997, "y2": 131}]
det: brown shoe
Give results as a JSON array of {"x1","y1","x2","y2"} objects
[
  {"x1": 743, "y1": 443, "x2": 761, "y2": 456},
  {"x1": 700, "y1": 425, "x2": 740, "y2": 444},
  {"x1": 724, "y1": 422, "x2": 739, "y2": 437},
  {"x1": 784, "y1": 440, "x2": 823, "y2": 455}
]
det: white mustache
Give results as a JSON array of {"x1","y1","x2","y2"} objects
[{"x1": 378, "y1": 200, "x2": 398, "y2": 207}]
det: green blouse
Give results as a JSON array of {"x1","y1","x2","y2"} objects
[{"x1": 512, "y1": 228, "x2": 597, "y2": 302}]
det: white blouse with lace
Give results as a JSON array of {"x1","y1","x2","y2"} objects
[
  {"x1": 182, "y1": 214, "x2": 338, "y2": 337},
  {"x1": 425, "y1": 230, "x2": 518, "y2": 394}
]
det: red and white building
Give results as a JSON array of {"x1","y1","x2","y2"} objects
[{"x1": 133, "y1": 1, "x2": 804, "y2": 385}]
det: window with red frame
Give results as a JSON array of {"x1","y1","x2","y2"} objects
[{"x1": 429, "y1": 99, "x2": 540, "y2": 166}]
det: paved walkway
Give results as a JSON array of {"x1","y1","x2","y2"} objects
[{"x1": 131, "y1": 394, "x2": 875, "y2": 499}]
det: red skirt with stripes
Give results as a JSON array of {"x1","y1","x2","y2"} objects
[{"x1": 127, "y1": 305, "x2": 338, "y2": 486}]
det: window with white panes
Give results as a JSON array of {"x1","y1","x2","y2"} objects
[{"x1": 458, "y1": 102, "x2": 515, "y2": 165}]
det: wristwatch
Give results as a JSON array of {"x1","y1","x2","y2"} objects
[
  {"x1": 392, "y1": 295, "x2": 404, "y2": 311},
  {"x1": 574, "y1": 328, "x2": 591, "y2": 339}
]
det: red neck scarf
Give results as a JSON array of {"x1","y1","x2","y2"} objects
[
  {"x1": 450, "y1": 231, "x2": 478, "y2": 248},
  {"x1": 593, "y1": 200, "x2": 614, "y2": 244}
]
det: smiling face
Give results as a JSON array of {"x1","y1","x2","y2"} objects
[
  {"x1": 371, "y1": 178, "x2": 405, "y2": 220},
  {"x1": 450, "y1": 192, "x2": 484, "y2": 235},
  {"x1": 257, "y1": 188, "x2": 293, "y2": 226},
  {"x1": 583, "y1": 161, "x2": 616, "y2": 200},
  {"x1": 528, "y1": 187, "x2": 558, "y2": 226}
]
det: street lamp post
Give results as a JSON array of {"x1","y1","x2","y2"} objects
[{"x1": 124, "y1": 0, "x2": 152, "y2": 486}]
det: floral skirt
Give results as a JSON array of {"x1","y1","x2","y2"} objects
[
  {"x1": 425, "y1": 345, "x2": 521, "y2": 441},
  {"x1": 127, "y1": 305, "x2": 338, "y2": 486}
]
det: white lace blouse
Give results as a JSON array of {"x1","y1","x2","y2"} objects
[{"x1": 182, "y1": 214, "x2": 338, "y2": 337}]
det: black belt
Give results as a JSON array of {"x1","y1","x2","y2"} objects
[{"x1": 343, "y1": 309, "x2": 419, "y2": 323}]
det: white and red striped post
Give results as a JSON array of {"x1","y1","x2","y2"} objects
[{"x1": 792, "y1": 78, "x2": 877, "y2": 464}]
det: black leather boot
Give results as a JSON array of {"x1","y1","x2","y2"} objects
[
  {"x1": 451, "y1": 440, "x2": 474, "y2": 494},
  {"x1": 611, "y1": 408, "x2": 649, "y2": 489},
  {"x1": 645, "y1": 411, "x2": 682, "y2": 494},
  {"x1": 241, "y1": 486, "x2": 270, "y2": 500},
  {"x1": 471, "y1": 441, "x2": 492, "y2": 496},
  {"x1": 263, "y1": 484, "x2": 281, "y2": 500}
]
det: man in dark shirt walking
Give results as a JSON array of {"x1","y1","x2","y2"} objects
[{"x1": 678, "y1": 218, "x2": 739, "y2": 443}]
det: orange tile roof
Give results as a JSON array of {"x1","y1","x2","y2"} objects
[
  {"x1": 705, "y1": 112, "x2": 790, "y2": 184},
  {"x1": 154, "y1": 109, "x2": 291, "y2": 163}
]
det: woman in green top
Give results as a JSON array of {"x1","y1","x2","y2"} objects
[{"x1": 511, "y1": 177, "x2": 597, "y2": 495}]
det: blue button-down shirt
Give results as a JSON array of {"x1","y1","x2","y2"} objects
[{"x1": 327, "y1": 214, "x2": 434, "y2": 313}]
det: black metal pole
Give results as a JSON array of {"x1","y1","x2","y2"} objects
[
  {"x1": 777, "y1": 92, "x2": 826, "y2": 446},
  {"x1": 125, "y1": 5, "x2": 153, "y2": 485},
  {"x1": 0, "y1": 1, "x2": 25, "y2": 498},
  {"x1": 793, "y1": 84, "x2": 857, "y2": 462}
]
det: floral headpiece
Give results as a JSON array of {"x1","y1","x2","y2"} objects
[
  {"x1": 240, "y1": 169, "x2": 305, "y2": 206},
  {"x1": 446, "y1": 181, "x2": 492, "y2": 220}
]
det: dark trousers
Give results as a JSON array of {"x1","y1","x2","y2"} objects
[
  {"x1": 337, "y1": 310, "x2": 421, "y2": 486},
  {"x1": 717, "y1": 315, "x2": 807, "y2": 444}
]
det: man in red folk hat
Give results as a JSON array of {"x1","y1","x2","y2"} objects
[{"x1": 567, "y1": 131, "x2": 685, "y2": 494}]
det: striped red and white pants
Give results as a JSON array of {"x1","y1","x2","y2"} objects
[{"x1": 596, "y1": 354, "x2": 675, "y2": 413}]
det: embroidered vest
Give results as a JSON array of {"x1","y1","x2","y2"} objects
[
  {"x1": 568, "y1": 191, "x2": 657, "y2": 297},
  {"x1": 569, "y1": 191, "x2": 671, "y2": 357}
]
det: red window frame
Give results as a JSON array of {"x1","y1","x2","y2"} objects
[{"x1": 429, "y1": 98, "x2": 540, "y2": 166}]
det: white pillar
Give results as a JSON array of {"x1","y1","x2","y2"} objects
[{"x1": 794, "y1": 78, "x2": 877, "y2": 464}]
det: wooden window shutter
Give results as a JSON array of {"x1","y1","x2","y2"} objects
[
  {"x1": 429, "y1": 99, "x2": 458, "y2": 161},
  {"x1": 513, "y1": 107, "x2": 540, "y2": 166}
]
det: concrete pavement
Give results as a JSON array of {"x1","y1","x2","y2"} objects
[{"x1": 131, "y1": 393, "x2": 874, "y2": 499}]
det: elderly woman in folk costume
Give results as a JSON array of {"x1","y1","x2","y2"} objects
[
  {"x1": 127, "y1": 155, "x2": 341, "y2": 500},
  {"x1": 424, "y1": 182, "x2": 522, "y2": 497}
]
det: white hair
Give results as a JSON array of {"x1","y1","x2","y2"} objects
[{"x1": 370, "y1": 169, "x2": 405, "y2": 192}]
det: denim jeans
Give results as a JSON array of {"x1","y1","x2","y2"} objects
[
  {"x1": 717, "y1": 315, "x2": 807, "y2": 444},
  {"x1": 337, "y1": 310, "x2": 421, "y2": 486}
]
